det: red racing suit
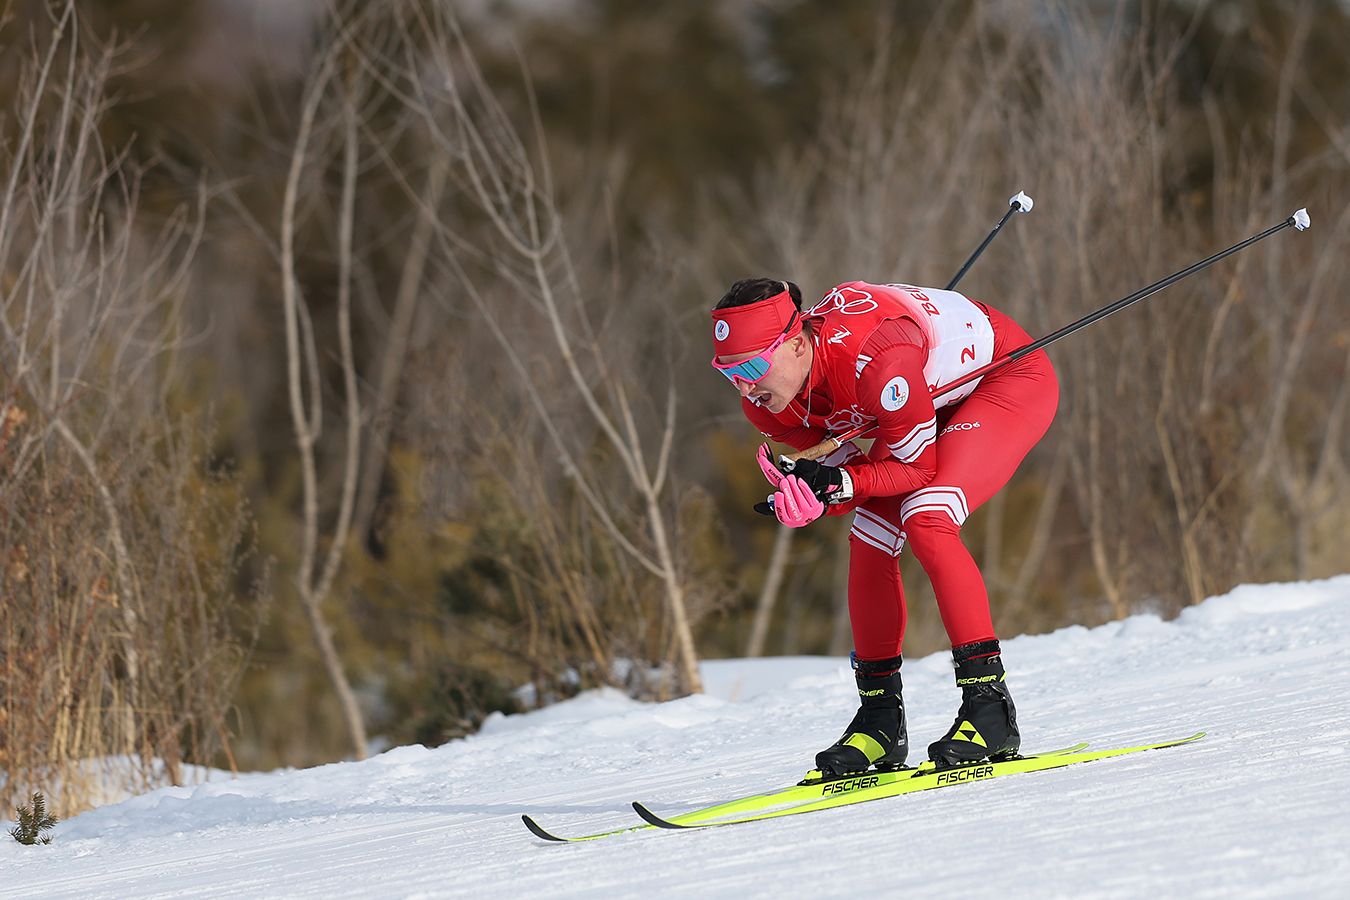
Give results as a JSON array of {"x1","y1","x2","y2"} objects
[{"x1": 742, "y1": 281, "x2": 1058, "y2": 660}]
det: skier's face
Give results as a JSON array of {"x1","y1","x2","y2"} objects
[{"x1": 717, "y1": 329, "x2": 812, "y2": 414}]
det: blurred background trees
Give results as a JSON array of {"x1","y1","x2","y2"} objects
[{"x1": 2, "y1": 0, "x2": 1346, "y2": 815}]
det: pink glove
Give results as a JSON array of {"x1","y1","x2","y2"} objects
[
  {"x1": 756, "y1": 443, "x2": 785, "y2": 487},
  {"x1": 772, "y1": 474, "x2": 826, "y2": 528}
]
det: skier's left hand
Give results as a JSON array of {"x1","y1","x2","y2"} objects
[
  {"x1": 753, "y1": 444, "x2": 853, "y2": 521},
  {"x1": 780, "y1": 455, "x2": 853, "y2": 505},
  {"x1": 766, "y1": 474, "x2": 825, "y2": 527},
  {"x1": 755, "y1": 443, "x2": 852, "y2": 505}
]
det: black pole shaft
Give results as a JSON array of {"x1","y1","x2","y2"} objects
[
  {"x1": 946, "y1": 204, "x2": 1020, "y2": 291},
  {"x1": 791, "y1": 211, "x2": 1303, "y2": 461},
  {"x1": 932, "y1": 216, "x2": 1297, "y2": 401},
  {"x1": 1008, "y1": 218, "x2": 1293, "y2": 364}
]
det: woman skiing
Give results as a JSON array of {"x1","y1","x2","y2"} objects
[{"x1": 711, "y1": 277, "x2": 1058, "y2": 779}]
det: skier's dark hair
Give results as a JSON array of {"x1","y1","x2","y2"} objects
[{"x1": 714, "y1": 278, "x2": 802, "y2": 311}]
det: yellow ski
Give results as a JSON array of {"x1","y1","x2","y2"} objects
[
  {"x1": 631, "y1": 733, "x2": 1204, "y2": 833},
  {"x1": 522, "y1": 741, "x2": 1091, "y2": 842}
]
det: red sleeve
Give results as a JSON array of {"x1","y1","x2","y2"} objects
[
  {"x1": 740, "y1": 397, "x2": 827, "y2": 454},
  {"x1": 843, "y1": 318, "x2": 938, "y2": 499}
]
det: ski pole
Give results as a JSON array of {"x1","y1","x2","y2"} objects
[
  {"x1": 788, "y1": 207, "x2": 1311, "y2": 463},
  {"x1": 946, "y1": 191, "x2": 1034, "y2": 290}
]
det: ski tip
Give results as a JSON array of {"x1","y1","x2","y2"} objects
[
  {"x1": 1132, "y1": 731, "x2": 1206, "y2": 751},
  {"x1": 522, "y1": 814, "x2": 568, "y2": 843},
  {"x1": 631, "y1": 801, "x2": 687, "y2": 830}
]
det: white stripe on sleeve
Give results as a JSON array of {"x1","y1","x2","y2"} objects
[{"x1": 887, "y1": 417, "x2": 937, "y2": 463}]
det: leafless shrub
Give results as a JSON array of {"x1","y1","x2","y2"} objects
[
  {"x1": 0, "y1": 2, "x2": 260, "y2": 817},
  {"x1": 379, "y1": 2, "x2": 712, "y2": 694}
]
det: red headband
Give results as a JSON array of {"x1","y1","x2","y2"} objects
[{"x1": 710, "y1": 288, "x2": 801, "y2": 356}]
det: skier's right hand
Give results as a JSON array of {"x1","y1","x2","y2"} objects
[
  {"x1": 756, "y1": 443, "x2": 785, "y2": 486},
  {"x1": 754, "y1": 444, "x2": 786, "y2": 517}
]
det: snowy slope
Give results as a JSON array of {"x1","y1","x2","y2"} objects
[{"x1": 4, "y1": 575, "x2": 1349, "y2": 899}]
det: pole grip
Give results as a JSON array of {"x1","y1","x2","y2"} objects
[{"x1": 785, "y1": 436, "x2": 842, "y2": 464}]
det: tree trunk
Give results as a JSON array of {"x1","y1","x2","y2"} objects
[{"x1": 746, "y1": 524, "x2": 794, "y2": 657}]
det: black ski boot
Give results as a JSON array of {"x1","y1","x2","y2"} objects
[
  {"x1": 927, "y1": 640, "x2": 1020, "y2": 767},
  {"x1": 809, "y1": 654, "x2": 908, "y2": 781}
]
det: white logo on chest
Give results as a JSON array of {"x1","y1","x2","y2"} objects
[
  {"x1": 880, "y1": 376, "x2": 910, "y2": 412},
  {"x1": 829, "y1": 326, "x2": 851, "y2": 345},
  {"x1": 823, "y1": 404, "x2": 869, "y2": 433}
]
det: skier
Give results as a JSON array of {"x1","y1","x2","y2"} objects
[{"x1": 711, "y1": 278, "x2": 1058, "y2": 778}]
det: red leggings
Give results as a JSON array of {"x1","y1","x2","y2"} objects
[{"x1": 847, "y1": 311, "x2": 1058, "y2": 659}]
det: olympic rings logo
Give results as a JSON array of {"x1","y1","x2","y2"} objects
[{"x1": 807, "y1": 287, "x2": 878, "y2": 317}]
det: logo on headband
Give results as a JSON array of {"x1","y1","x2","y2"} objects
[{"x1": 715, "y1": 320, "x2": 730, "y2": 341}]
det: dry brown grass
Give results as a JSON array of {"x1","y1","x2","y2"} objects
[{"x1": 0, "y1": 4, "x2": 261, "y2": 817}]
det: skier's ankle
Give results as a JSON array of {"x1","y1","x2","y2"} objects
[
  {"x1": 852, "y1": 651, "x2": 902, "y2": 678},
  {"x1": 953, "y1": 639, "x2": 1002, "y2": 664}
]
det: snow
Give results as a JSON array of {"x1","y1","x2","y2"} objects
[
  {"x1": 4, "y1": 574, "x2": 1350, "y2": 898},
  {"x1": 0, "y1": 758, "x2": 236, "y2": 813}
]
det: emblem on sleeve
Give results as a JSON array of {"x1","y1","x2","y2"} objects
[{"x1": 881, "y1": 376, "x2": 910, "y2": 411}]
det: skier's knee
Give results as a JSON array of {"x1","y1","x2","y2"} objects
[
  {"x1": 850, "y1": 509, "x2": 905, "y2": 558},
  {"x1": 899, "y1": 486, "x2": 968, "y2": 560},
  {"x1": 903, "y1": 511, "x2": 961, "y2": 558}
]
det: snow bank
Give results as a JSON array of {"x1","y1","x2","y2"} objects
[{"x1": 3, "y1": 574, "x2": 1348, "y2": 899}]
